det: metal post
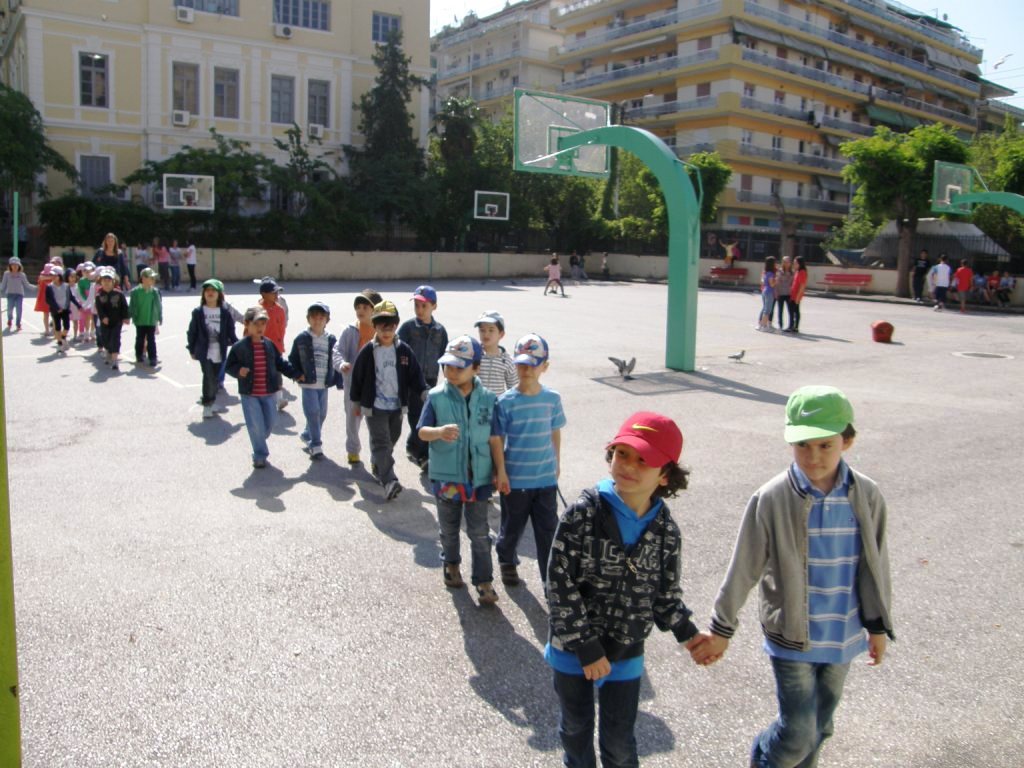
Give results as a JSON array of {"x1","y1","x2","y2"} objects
[
  {"x1": 12, "y1": 193, "x2": 18, "y2": 260},
  {"x1": 0, "y1": 331, "x2": 23, "y2": 767}
]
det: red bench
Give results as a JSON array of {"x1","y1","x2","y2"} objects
[
  {"x1": 820, "y1": 272, "x2": 873, "y2": 294},
  {"x1": 709, "y1": 266, "x2": 749, "y2": 285}
]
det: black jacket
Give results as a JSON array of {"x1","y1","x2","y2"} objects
[
  {"x1": 547, "y1": 487, "x2": 698, "y2": 666},
  {"x1": 94, "y1": 289, "x2": 129, "y2": 325},
  {"x1": 186, "y1": 305, "x2": 238, "y2": 362},
  {"x1": 288, "y1": 329, "x2": 340, "y2": 389},
  {"x1": 348, "y1": 338, "x2": 426, "y2": 414},
  {"x1": 225, "y1": 336, "x2": 298, "y2": 395},
  {"x1": 45, "y1": 283, "x2": 82, "y2": 315}
]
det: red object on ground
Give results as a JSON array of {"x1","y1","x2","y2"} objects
[{"x1": 871, "y1": 321, "x2": 894, "y2": 343}]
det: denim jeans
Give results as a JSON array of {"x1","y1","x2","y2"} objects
[
  {"x1": 365, "y1": 409, "x2": 402, "y2": 484},
  {"x1": 199, "y1": 358, "x2": 219, "y2": 406},
  {"x1": 170, "y1": 264, "x2": 181, "y2": 290},
  {"x1": 300, "y1": 387, "x2": 329, "y2": 448},
  {"x1": 750, "y1": 657, "x2": 851, "y2": 768},
  {"x1": 437, "y1": 496, "x2": 493, "y2": 585},
  {"x1": 495, "y1": 486, "x2": 558, "y2": 583},
  {"x1": 6, "y1": 294, "x2": 23, "y2": 325},
  {"x1": 553, "y1": 671, "x2": 641, "y2": 768},
  {"x1": 240, "y1": 394, "x2": 277, "y2": 461}
]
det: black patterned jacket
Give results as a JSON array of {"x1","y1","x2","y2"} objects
[{"x1": 547, "y1": 487, "x2": 699, "y2": 667}]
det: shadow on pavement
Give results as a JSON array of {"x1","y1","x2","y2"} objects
[
  {"x1": 299, "y1": 456, "x2": 356, "y2": 503},
  {"x1": 187, "y1": 416, "x2": 243, "y2": 446},
  {"x1": 595, "y1": 371, "x2": 788, "y2": 405},
  {"x1": 353, "y1": 485, "x2": 440, "y2": 569},
  {"x1": 230, "y1": 463, "x2": 298, "y2": 513}
]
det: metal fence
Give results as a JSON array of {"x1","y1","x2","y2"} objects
[{"x1": 865, "y1": 234, "x2": 1024, "y2": 274}]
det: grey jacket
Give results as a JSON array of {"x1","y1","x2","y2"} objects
[{"x1": 710, "y1": 466, "x2": 894, "y2": 651}]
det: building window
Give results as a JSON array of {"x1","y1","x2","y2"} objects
[
  {"x1": 741, "y1": 129, "x2": 753, "y2": 144},
  {"x1": 176, "y1": 0, "x2": 239, "y2": 15},
  {"x1": 770, "y1": 178, "x2": 781, "y2": 195},
  {"x1": 774, "y1": 90, "x2": 785, "y2": 105},
  {"x1": 797, "y1": 182, "x2": 804, "y2": 197},
  {"x1": 696, "y1": 82, "x2": 711, "y2": 98},
  {"x1": 771, "y1": 135, "x2": 783, "y2": 150},
  {"x1": 173, "y1": 62, "x2": 200, "y2": 114},
  {"x1": 214, "y1": 67, "x2": 239, "y2": 119},
  {"x1": 80, "y1": 155, "x2": 111, "y2": 196},
  {"x1": 743, "y1": 82, "x2": 756, "y2": 98},
  {"x1": 79, "y1": 53, "x2": 108, "y2": 108},
  {"x1": 274, "y1": 0, "x2": 330, "y2": 31},
  {"x1": 308, "y1": 79, "x2": 330, "y2": 126},
  {"x1": 271, "y1": 75, "x2": 295, "y2": 123},
  {"x1": 697, "y1": 36, "x2": 712, "y2": 51},
  {"x1": 740, "y1": 174, "x2": 753, "y2": 191},
  {"x1": 776, "y1": 46, "x2": 787, "y2": 59},
  {"x1": 372, "y1": 12, "x2": 401, "y2": 43}
]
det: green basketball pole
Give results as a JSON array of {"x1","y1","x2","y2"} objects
[
  {"x1": 951, "y1": 191, "x2": 1024, "y2": 216},
  {"x1": 11, "y1": 193, "x2": 18, "y2": 260},
  {"x1": 557, "y1": 126, "x2": 702, "y2": 371}
]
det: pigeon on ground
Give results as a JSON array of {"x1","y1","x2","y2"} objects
[
  {"x1": 728, "y1": 350, "x2": 745, "y2": 361},
  {"x1": 608, "y1": 356, "x2": 636, "y2": 380}
]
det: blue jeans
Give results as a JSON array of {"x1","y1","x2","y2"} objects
[
  {"x1": 170, "y1": 264, "x2": 181, "y2": 289},
  {"x1": 751, "y1": 657, "x2": 851, "y2": 768},
  {"x1": 300, "y1": 387, "x2": 329, "y2": 448},
  {"x1": 6, "y1": 294, "x2": 23, "y2": 326},
  {"x1": 437, "y1": 497, "x2": 493, "y2": 585},
  {"x1": 553, "y1": 671, "x2": 641, "y2": 768},
  {"x1": 496, "y1": 486, "x2": 558, "y2": 583},
  {"x1": 240, "y1": 394, "x2": 277, "y2": 462}
]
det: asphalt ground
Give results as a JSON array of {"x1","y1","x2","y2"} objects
[{"x1": 4, "y1": 277, "x2": 1023, "y2": 767}]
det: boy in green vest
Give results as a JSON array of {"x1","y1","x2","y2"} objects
[
  {"x1": 417, "y1": 335, "x2": 503, "y2": 605},
  {"x1": 129, "y1": 267, "x2": 163, "y2": 366}
]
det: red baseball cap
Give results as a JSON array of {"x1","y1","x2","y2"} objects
[{"x1": 607, "y1": 412, "x2": 683, "y2": 467}]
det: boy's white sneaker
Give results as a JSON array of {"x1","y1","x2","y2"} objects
[
  {"x1": 202, "y1": 405, "x2": 214, "y2": 419},
  {"x1": 309, "y1": 445, "x2": 323, "y2": 459}
]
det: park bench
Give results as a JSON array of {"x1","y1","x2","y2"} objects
[
  {"x1": 820, "y1": 272, "x2": 873, "y2": 294},
  {"x1": 709, "y1": 266, "x2": 748, "y2": 285}
]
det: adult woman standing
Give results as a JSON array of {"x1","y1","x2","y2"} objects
[
  {"x1": 152, "y1": 237, "x2": 171, "y2": 291},
  {"x1": 185, "y1": 240, "x2": 198, "y2": 290},
  {"x1": 756, "y1": 256, "x2": 777, "y2": 332},
  {"x1": 774, "y1": 256, "x2": 794, "y2": 331},
  {"x1": 786, "y1": 256, "x2": 808, "y2": 333},
  {"x1": 94, "y1": 232, "x2": 130, "y2": 291}
]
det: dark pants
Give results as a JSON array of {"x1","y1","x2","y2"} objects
[
  {"x1": 134, "y1": 325, "x2": 157, "y2": 363},
  {"x1": 365, "y1": 409, "x2": 403, "y2": 484},
  {"x1": 405, "y1": 388, "x2": 431, "y2": 462},
  {"x1": 776, "y1": 294, "x2": 790, "y2": 328},
  {"x1": 789, "y1": 300, "x2": 801, "y2": 331},
  {"x1": 187, "y1": 264, "x2": 197, "y2": 290},
  {"x1": 52, "y1": 310, "x2": 71, "y2": 333},
  {"x1": 199, "y1": 358, "x2": 219, "y2": 405},
  {"x1": 495, "y1": 486, "x2": 558, "y2": 583},
  {"x1": 157, "y1": 263, "x2": 171, "y2": 291},
  {"x1": 912, "y1": 273, "x2": 926, "y2": 301},
  {"x1": 553, "y1": 671, "x2": 641, "y2": 768},
  {"x1": 100, "y1": 322, "x2": 122, "y2": 353}
]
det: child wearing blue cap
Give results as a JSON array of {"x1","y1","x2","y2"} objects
[
  {"x1": 417, "y1": 335, "x2": 502, "y2": 604},
  {"x1": 399, "y1": 285, "x2": 448, "y2": 471},
  {"x1": 693, "y1": 385, "x2": 894, "y2": 768}
]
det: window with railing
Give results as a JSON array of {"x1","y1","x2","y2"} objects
[
  {"x1": 173, "y1": 62, "x2": 200, "y2": 113},
  {"x1": 274, "y1": 0, "x2": 330, "y2": 31},
  {"x1": 372, "y1": 11, "x2": 400, "y2": 42},
  {"x1": 175, "y1": 0, "x2": 240, "y2": 15},
  {"x1": 79, "y1": 53, "x2": 108, "y2": 108}
]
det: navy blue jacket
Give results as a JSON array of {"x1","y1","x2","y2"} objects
[
  {"x1": 45, "y1": 283, "x2": 82, "y2": 315},
  {"x1": 288, "y1": 329, "x2": 340, "y2": 389},
  {"x1": 186, "y1": 305, "x2": 238, "y2": 362},
  {"x1": 349, "y1": 338, "x2": 426, "y2": 414},
  {"x1": 225, "y1": 336, "x2": 298, "y2": 395}
]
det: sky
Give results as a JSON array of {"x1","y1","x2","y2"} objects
[{"x1": 428, "y1": 0, "x2": 1024, "y2": 104}]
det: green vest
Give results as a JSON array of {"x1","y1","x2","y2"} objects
[{"x1": 427, "y1": 379, "x2": 496, "y2": 486}]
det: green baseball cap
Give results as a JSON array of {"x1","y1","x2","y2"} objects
[
  {"x1": 784, "y1": 385, "x2": 854, "y2": 443},
  {"x1": 202, "y1": 278, "x2": 224, "y2": 293}
]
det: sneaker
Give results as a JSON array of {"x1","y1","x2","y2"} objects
[
  {"x1": 202, "y1": 405, "x2": 214, "y2": 419},
  {"x1": 443, "y1": 563, "x2": 465, "y2": 589},
  {"x1": 309, "y1": 445, "x2": 324, "y2": 460},
  {"x1": 416, "y1": 456, "x2": 429, "y2": 472},
  {"x1": 149, "y1": 359, "x2": 159, "y2": 367},
  {"x1": 16, "y1": 325, "x2": 21, "y2": 332},
  {"x1": 111, "y1": 363, "x2": 119, "y2": 371},
  {"x1": 476, "y1": 582, "x2": 499, "y2": 605},
  {"x1": 500, "y1": 563, "x2": 521, "y2": 587},
  {"x1": 252, "y1": 459, "x2": 267, "y2": 469},
  {"x1": 347, "y1": 453, "x2": 361, "y2": 465},
  {"x1": 384, "y1": 479, "x2": 403, "y2": 500},
  {"x1": 370, "y1": 463, "x2": 380, "y2": 481}
]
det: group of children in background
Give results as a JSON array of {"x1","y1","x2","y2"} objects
[{"x1": 757, "y1": 254, "x2": 808, "y2": 333}]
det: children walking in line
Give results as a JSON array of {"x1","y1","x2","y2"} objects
[
  {"x1": 129, "y1": 268, "x2": 163, "y2": 366},
  {"x1": 417, "y1": 335, "x2": 502, "y2": 604},
  {"x1": 692, "y1": 385, "x2": 894, "y2": 768},
  {"x1": 93, "y1": 267, "x2": 130, "y2": 370},
  {"x1": 226, "y1": 306, "x2": 300, "y2": 468},
  {"x1": 490, "y1": 333, "x2": 566, "y2": 587},
  {"x1": 35, "y1": 262, "x2": 58, "y2": 335},
  {"x1": 257, "y1": 278, "x2": 291, "y2": 410},
  {"x1": 546, "y1": 412, "x2": 704, "y2": 768},
  {"x1": 187, "y1": 279, "x2": 239, "y2": 420},
  {"x1": 288, "y1": 302, "x2": 338, "y2": 460},
  {"x1": 1, "y1": 256, "x2": 34, "y2": 331},
  {"x1": 398, "y1": 285, "x2": 448, "y2": 471},
  {"x1": 45, "y1": 268, "x2": 81, "y2": 354},
  {"x1": 72, "y1": 263, "x2": 94, "y2": 342},
  {"x1": 349, "y1": 300, "x2": 427, "y2": 501},
  {"x1": 474, "y1": 310, "x2": 518, "y2": 396},
  {"x1": 544, "y1": 255, "x2": 566, "y2": 297},
  {"x1": 332, "y1": 288, "x2": 382, "y2": 466}
]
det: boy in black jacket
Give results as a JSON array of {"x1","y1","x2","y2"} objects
[
  {"x1": 349, "y1": 300, "x2": 426, "y2": 501},
  {"x1": 93, "y1": 268, "x2": 130, "y2": 371},
  {"x1": 546, "y1": 411, "x2": 709, "y2": 767},
  {"x1": 226, "y1": 307, "x2": 300, "y2": 469},
  {"x1": 288, "y1": 302, "x2": 338, "y2": 460}
]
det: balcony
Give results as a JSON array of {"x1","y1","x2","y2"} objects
[
  {"x1": 557, "y1": 2, "x2": 722, "y2": 55},
  {"x1": 740, "y1": 96, "x2": 812, "y2": 122},
  {"x1": 624, "y1": 96, "x2": 715, "y2": 121},
  {"x1": 739, "y1": 142, "x2": 848, "y2": 171},
  {"x1": 841, "y1": 0, "x2": 981, "y2": 58},
  {"x1": 436, "y1": 9, "x2": 550, "y2": 48},
  {"x1": 872, "y1": 88, "x2": 973, "y2": 123},
  {"x1": 559, "y1": 49, "x2": 718, "y2": 92},
  {"x1": 439, "y1": 47, "x2": 548, "y2": 80},
  {"x1": 738, "y1": 190, "x2": 848, "y2": 213},
  {"x1": 821, "y1": 114, "x2": 874, "y2": 135},
  {"x1": 740, "y1": 49, "x2": 872, "y2": 96},
  {"x1": 674, "y1": 143, "x2": 717, "y2": 158}
]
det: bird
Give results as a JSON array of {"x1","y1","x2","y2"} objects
[
  {"x1": 608, "y1": 356, "x2": 636, "y2": 380},
  {"x1": 993, "y1": 53, "x2": 1013, "y2": 70},
  {"x1": 728, "y1": 350, "x2": 745, "y2": 362}
]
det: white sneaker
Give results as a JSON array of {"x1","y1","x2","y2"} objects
[
  {"x1": 309, "y1": 445, "x2": 323, "y2": 459},
  {"x1": 202, "y1": 405, "x2": 214, "y2": 419}
]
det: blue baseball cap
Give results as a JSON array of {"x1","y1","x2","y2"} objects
[
  {"x1": 513, "y1": 333, "x2": 549, "y2": 366},
  {"x1": 439, "y1": 335, "x2": 482, "y2": 369},
  {"x1": 412, "y1": 285, "x2": 437, "y2": 304}
]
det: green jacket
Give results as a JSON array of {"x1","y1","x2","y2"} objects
[
  {"x1": 129, "y1": 285, "x2": 162, "y2": 326},
  {"x1": 426, "y1": 378, "x2": 496, "y2": 486}
]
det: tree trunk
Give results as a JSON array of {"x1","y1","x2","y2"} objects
[{"x1": 896, "y1": 218, "x2": 915, "y2": 297}]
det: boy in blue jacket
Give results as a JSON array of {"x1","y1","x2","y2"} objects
[
  {"x1": 417, "y1": 335, "x2": 503, "y2": 604},
  {"x1": 288, "y1": 302, "x2": 337, "y2": 460}
]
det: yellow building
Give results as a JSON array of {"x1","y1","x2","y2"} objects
[{"x1": 0, "y1": 0, "x2": 431, "y2": 210}]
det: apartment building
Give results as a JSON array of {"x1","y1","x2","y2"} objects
[
  {"x1": 433, "y1": 0, "x2": 563, "y2": 119},
  {"x1": 0, "y1": 0, "x2": 431, "y2": 207}
]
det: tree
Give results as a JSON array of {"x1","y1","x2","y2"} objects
[
  {"x1": 420, "y1": 97, "x2": 481, "y2": 250},
  {"x1": 969, "y1": 118, "x2": 1024, "y2": 256},
  {"x1": 821, "y1": 206, "x2": 883, "y2": 252},
  {"x1": 345, "y1": 30, "x2": 427, "y2": 248},
  {"x1": 0, "y1": 84, "x2": 77, "y2": 204},
  {"x1": 841, "y1": 124, "x2": 967, "y2": 296}
]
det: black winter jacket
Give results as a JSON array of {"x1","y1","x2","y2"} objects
[
  {"x1": 225, "y1": 336, "x2": 298, "y2": 395},
  {"x1": 547, "y1": 487, "x2": 699, "y2": 666},
  {"x1": 348, "y1": 339, "x2": 426, "y2": 414},
  {"x1": 186, "y1": 305, "x2": 238, "y2": 362}
]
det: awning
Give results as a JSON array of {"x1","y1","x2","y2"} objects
[
  {"x1": 865, "y1": 103, "x2": 924, "y2": 129},
  {"x1": 733, "y1": 19, "x2": 827, "y2": 59},
  {"x1": 816, "y1": 175, "x2": 850, "y2": 194},
  {"x1": 924, "y1": 44, "x2": 981, "y2": 76}
]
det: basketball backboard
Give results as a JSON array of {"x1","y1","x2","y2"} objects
[
  {"x1": 474, "y1": 191, "x2": 510, "y2": 221},
  {"x1": 513, "y1": 88, "x2": 610, "y2": 179},
  {"x1": 931, "y1": 161, "x2": 973, "y2": 215},
  {"x1": 162, "y1": 173, "x2": 215, "y2": 211}
]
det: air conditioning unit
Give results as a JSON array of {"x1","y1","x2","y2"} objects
[
  {"x1": 172, "y1": 110, "x2": 191, "y2": 126},
  {"x1": 274, "y1": 23, "x2": 293, "y2": 39},
  {"x1": 176, "y1": 6, "x2": 195, "y2": 23},
  {"x1": 308, "y1": 123, "x2": 324, "y2": 139}
]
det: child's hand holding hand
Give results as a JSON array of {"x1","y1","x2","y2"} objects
[
  {"x1": 238, "y1": 367, "x2": 250, "y2": 378},
  {"x1": 341, "y1": 362, "x2": 352, "y2": 374},
  {"x1": 867, "y1": 633, "x2": 887, "y2": 666},
  {"x1": 494, "y1": 469, "x2": 510, "y2": 495},
  {"x1": 440, "y1": 424, "x2": 460, "y2": 442},
  {"x1": 583, "y1": 657, "x2": 611, "y2": 681},
  {"x1": 688, "y1": 632, "x2": 728, "y2": 666}
]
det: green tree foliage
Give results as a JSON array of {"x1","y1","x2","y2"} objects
[
  {"x1": 421, "y1": 97, "x2": 482, "y2": 250},
  {"x1": 0, "y1": 84, "x2": 76, "y2": 195},
  {"x1": 841, "y1": 124, "x2": 967, "y2": 296},
  {"x1": 969, "y1": 118, "x2": 1024, "y2": 256},
  {"x1": 345, "y1": 30, "x2": 427, "y2": 248},
  {"x1": 821, "y1": 206, "x2": 883, "y2": 252}
]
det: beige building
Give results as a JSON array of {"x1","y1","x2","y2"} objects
[{"x1": 0, "y1": 0, "x2": 432, "y2": 210}]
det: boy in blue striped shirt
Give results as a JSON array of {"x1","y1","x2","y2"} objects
[
  {"x1": 491, "y1": 333, "x2": 566, "y2": 589},
  {"x1": 693, "y1": 385, "x2": 894, "y2": 768}
]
